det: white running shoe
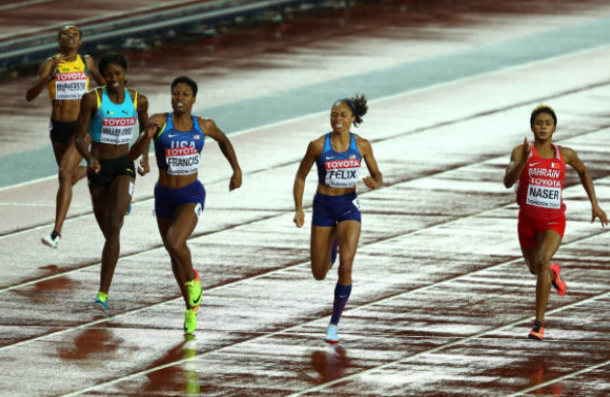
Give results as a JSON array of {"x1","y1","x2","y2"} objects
[
  {"x1": 325, "y1": 323, "x2": 340, "y2": 344},
  {"x1": 41, "y1": 233, "x2": 60, "y2": 249}
]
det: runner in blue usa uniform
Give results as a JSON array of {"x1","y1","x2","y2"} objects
[
  {"x1": 130, "y1": 76, "x2": 242, "y2": 334},
  {"x1": 293, "y1": 95, "x2": 383, "y2": 344}
]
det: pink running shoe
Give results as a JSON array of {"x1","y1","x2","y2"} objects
[{"x1": 550, "y1": 263, "x2": 567, "y2": 297}]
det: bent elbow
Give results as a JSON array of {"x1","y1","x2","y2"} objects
[{"x1": 128, "y1": 145, "x2": 140, "y2": 161}]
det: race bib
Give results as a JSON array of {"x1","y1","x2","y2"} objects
[
  {"x1": 100, "y1": 117, "x2": 136, "y2": 145},
  {"x1": 526, "y1": 184, "x2": 561, "y2": 209},
  {"x1": 324, "y1": 158, "x2": 361, "y2": 188},
  {"x1": 166, "y1": 146, "x2": 200, "y2": 175},
  {"x1": 55, "y1": 72, "x2": 87, "y2": 100}
]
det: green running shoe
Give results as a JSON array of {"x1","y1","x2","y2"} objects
[
  {"x1": 184, "y1": 270, "x2": 202, "y2": 309},
  {"x1": 94, "y1": 292, "x2": 108, "y2": 312},
  {"x1": 184, "y1": 307, "x2": 198, "y2": 335}
]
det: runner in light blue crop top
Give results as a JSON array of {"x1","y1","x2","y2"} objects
[{"x1": 89, "y1": 87, "x2": 138, "y2": 145}]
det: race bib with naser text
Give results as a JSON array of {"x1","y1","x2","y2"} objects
[{"x1": 526, "y1": 184, "x2": 561, "y2": 209}]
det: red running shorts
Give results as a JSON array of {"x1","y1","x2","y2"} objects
[{"x1": 518, "y1": 211, "x2": 566, "y2": 249}]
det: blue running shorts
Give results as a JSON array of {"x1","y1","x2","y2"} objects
[
  {"x1": 154, "y1": 180, "x2": 206, "y2": 219},
  {"x1": 312, "y1": 191, "x2": 361, "y2": 227}
]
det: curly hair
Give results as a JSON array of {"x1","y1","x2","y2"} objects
[
  {"x1": 171, "y1": 76, "x2": 198, "y2": 97},
  {"x1": 530, "y1": 104, "x2": 557, "y2": 126},
  {"x1": 334, "y1": 94, "x2": 368, "y2": 127},
  {"x1": 98, "y1": 52, "x2": 128, "y2": 74}
]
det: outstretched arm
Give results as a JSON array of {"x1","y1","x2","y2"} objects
[
  {"x1": 75, "y1": 91, "x2": 99, "y2": 174},
  {"x1": 130, "y1": 113, "x2": 164, "y2": 161},
  {"x1": 134, "y1": 93, "x2": 150, "y2": 176},
  {"x1": 562, "y1": 146, "x2": 608, "y2": 226},
  {"x1": 504, "y1": 137, "x2": 532, "y2": 188},
  {"x1": 293, "y1": 140, "x2": 320, "y2": 228},
  {"x1": 84, "y1": 55, "x2": 106, "y2": 87},
  {"x1": 200, "y1": 118, "x2": 242, "y2": 191}
]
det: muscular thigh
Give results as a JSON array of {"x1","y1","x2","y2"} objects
[
  {"x1": 51, "y1": 141, "x2": 70, "y2": 165},
  {"x1": 166, "y1": 203, "x2": 199, "y2": 244},
  {"x1": 521, "y1": 229, "x2": 562, "y2": 273},
  {"x1": 311, "y1": 225, "x2": 335, "y2": 264},
  {"x1": 336, "y1": 220, "x2": 361, "y2": 258},
  {"x1": 109, "y1": 175, "x2": 135, "y2": 213},
  {"x1": 156, "y1": 216, "x2": 173, "y2": 244}
]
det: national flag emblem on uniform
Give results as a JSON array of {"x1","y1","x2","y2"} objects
[
  {"x1": 349, "y1": 154, "x2": 356, "y2": 159},
  {"x1": 551, "y1": 162, "x2": 560, "y2": 169}
]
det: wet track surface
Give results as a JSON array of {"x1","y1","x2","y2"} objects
[{"x1": 0, "y1": 0, "x2": 610, "y2": 396}]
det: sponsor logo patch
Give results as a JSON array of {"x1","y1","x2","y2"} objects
[{"x1": 325, "y1": 159, "x2": 361, "y2": 170}]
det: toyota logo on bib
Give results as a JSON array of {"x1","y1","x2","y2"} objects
[
  {"x1": 103, "y1": 117, "x2": 136, "y2": 127},
  {"x1": 325, "y1": 159, "x2": 361, "y2": 170},
  {"x1": 56, "y1": 72, "x2": 87, "y2": 81}
]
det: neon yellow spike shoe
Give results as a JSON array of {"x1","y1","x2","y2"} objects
[
  {"x1": 184, "y1": 307, "x2": 198, "y2": 335},
  {"x1": 184, "y1": 269, "x2": 202, "y2": 309},
  {"x1": 94, "y1": 292, "x2": 108, "y2": 313}
]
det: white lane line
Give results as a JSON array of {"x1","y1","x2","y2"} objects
[
  {"x1": 0, "y1": 183, "x2": 570, "y2": 349},
  {"x1": 0, "y1": 202, "x2": 89, "y2": 207},
  {"x1": 0, "y1": 0, "x2": 57, "y2": 12},
  {"x1": 0, "y1": 0, "x2": 206, "y2": 40},
  {"x1": 504, "y1": 359, "x2": 610, "y2": 397},
  {"x1": 2, "y1": 88, "x2": 608, "y2": 240},
  {"x1": 286, "y1": 290, "x2": 610, "y2": 397},
  {"x1": 52, "y1": 274, "x2": 610, "y2": 397},
  {"x1": 5, "y1": 179, "x2": 607, "y2": 391},
  {"x1": 0, "y1": 201, "x2": 509, "y2": 334},
  {"x1": 0, "y1": 174, "x2": 55, "y2": 193},
  {"x1": 2, "y1": 41, "x2": 610, "y2": 194},
  {"x1": 0, "y1": 209, "x2": 279, "y2": 294},
  {"x1": 2, "y1": 120, "x2": 608, "y2": 290},
  {"x1": 1, "y1": 137, "x2": 607, "y2": 361},
  {"x1": 0, "y1": 163, "x2": 524, "y2": 292}
]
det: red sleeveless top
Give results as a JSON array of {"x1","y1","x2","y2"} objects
[{"x1": 516, "y1": 144, "x2": 566, "y2": 219}]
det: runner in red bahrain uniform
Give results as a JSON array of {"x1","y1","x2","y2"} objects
[{"x1": 504, "y1": 104, "x2": 608, "y2": 341}]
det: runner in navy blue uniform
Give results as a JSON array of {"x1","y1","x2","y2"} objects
[
  {"x1": 130, "y1": 76, "x2": 242, "y2": 334},
  {"x1": 293, "y1": 95, "x2": 382, "y2": 343}
]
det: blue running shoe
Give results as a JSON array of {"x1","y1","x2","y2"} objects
[
  {"x1": 95, "y1": 292, "x2": 108, "y2": 313},
  {"x1": 125, "y1": 204, "x2": 132, "y2": 216},
  {"x1": 330, "y1": 240, "x2": 338, "y2": 267}
]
